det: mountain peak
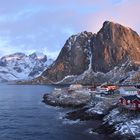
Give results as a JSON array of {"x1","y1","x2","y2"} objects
[
  {"x1": 101, "y1": 21, "x2": 139, "y2": 37},
  {"x1": 37, "y1": 21, "x2": 140, "y2": 84},
  {"x1": 0, "y1": 52, "x2": 54, "y2": 82},
  {"x1": 29, "y1": 52, "x2": 47, "y2": 61},
  {"x1": 103, "y1": 20, "x2": 125, "y2": 27},
  {"x1": 101, "y1": 21, "x2": 125, "y2": 32},
  {"x1": 1, "y1": 52, "x2": 26, "y2": 61},
  {"x1": 103, "y1": 20, "x2": 118, "y2": 25}
]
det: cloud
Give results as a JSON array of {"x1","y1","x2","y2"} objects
[{"x1": 0, "y1": 0, "x2": 139, "y2": 58}]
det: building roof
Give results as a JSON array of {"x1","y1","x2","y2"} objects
[
  {"x1": 69, "y1": 84, "x2": 83, "y2": 90},
  {"x1": 121, "y1": 95, "x2": 140, "y2": 101},
  {"x1": 120, "y1": 86, "x2": 138, "y2": 91}
]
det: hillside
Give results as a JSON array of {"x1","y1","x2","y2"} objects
[{"x1": 27, "y1": 21, "x2": 140, "y2": 84}]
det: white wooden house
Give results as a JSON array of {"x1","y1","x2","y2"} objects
[{"x1": 119, "y1": 86, "x2": 138, "y2": 95}]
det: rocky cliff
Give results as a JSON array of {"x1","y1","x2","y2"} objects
[
  {"x1": 92, "y1": 21, "x2": 140, "y2": 73},
  {"x1": 41, "y1": 31, "x2": 93, "y2": 82},
  {"x1": 33, "y1": 21, "x2": 140, "y2": 84}
]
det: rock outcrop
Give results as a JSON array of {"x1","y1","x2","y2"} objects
[{"x1": 43, "y1": 88, "x2": 92, "y2": 107}]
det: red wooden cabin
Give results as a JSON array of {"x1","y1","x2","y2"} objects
[{"x1": 119, "y1": 94, "x2": 140, "y2": 110}]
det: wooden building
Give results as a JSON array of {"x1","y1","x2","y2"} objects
[
  {"x1": 119, "y1": 94, "x2": 140, "y2": 110},
  {"x1": 119, "y1": 86, "x2": 138, "y2": 95}
]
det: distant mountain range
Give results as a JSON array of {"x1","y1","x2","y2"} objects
[
  {"x1": 29, "y1": 21, "x2": 140, "y2": 85},
  {"x1": 0, "y1": 52, "x2": 53, "y2": 82}
]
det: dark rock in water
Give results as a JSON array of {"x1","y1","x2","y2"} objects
[
  {"x1": 65, "y1": 107, "x2": 105, "y2": 121},
  {"x1": 65, "y1": 98, "x2": 115, "y2": 121},
  {"x1": 94, "y1": 122, "x2": 135, "y2": 140},
  {"x1": 95, "y1": 122, "x2": 115, "y2": 135}
]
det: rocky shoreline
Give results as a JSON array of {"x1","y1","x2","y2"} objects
[
  {"x1": 43, "y1": 88, "x2": 92, "y2": 108},
  {"x1": 43, "y1": 88, "x2": 139, "y2": 139}
]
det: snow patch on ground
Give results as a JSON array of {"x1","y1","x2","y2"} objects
[
  {"x1": 86, "y1": 101, "x2": 111, "y2": 115},
  {"x1": 104, "y1": 108, "x2": 140, "y2": 138}
]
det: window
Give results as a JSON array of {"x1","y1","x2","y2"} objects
[
  {"x1": 123, "y1": 100, "x2": 126, "y2": 105},
  {"x1": 133, "y1": 103, "x2": 136, "y2": 108},
  {"x1": 127, "y1": 100, "x2": 130, "y2": 104}
]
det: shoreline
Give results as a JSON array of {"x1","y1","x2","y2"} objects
[{"x1": 42, "y1": 87, "x2": 139, "y2": 139}]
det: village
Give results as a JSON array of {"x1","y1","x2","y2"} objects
[
  {"x1": 43, "y1": 83, "x2": 140, "y2": 139},
  {"x1": 96, "y1": 84, "x2": 140, "y2": 111},
  {"x1": 63, "y1": 83, "x2": 140, "y2": 111}
]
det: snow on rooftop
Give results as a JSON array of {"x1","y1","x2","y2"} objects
[{"x1": 119, "y1": 86, "x2": 138, "y2": 91}]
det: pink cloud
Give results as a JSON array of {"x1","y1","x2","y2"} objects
[{"x1": 84, "y1": 0, "x2": 140, "y2": 34}]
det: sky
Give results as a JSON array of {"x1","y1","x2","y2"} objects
[{"x1": 0, "y1": 0, "x2": 139, "y2": 58}]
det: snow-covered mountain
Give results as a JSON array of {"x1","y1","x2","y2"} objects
[{"x1": 0, "y1": 52, "x2": 53, "y2": 82}]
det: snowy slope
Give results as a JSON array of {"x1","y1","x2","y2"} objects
[{"x1": 0, "y1": 52, "x2": 53, "y2": 82}]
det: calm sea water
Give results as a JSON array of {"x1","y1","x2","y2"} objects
[{"x1": 0, "y1": 84, "x2": 110, "y2": 140}]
